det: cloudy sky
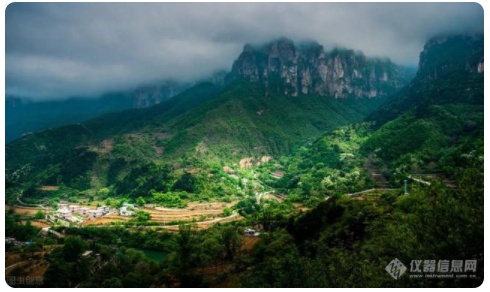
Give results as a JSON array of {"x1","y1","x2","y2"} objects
[{"x1": 6, "y1": 2, "x2": 483, "y2": 100}]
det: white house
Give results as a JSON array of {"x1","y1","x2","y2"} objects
[
  {"x1": 122, "y1": 202, "x2": 135, "y2": 208},
  {"x1": 87, "y1": 209, "x2": 102, "y2": 218},
  {"x1": 68, "y1": 205, "x2": 80, "y2": 212},
  {"x1": 79, "y1": 207, "x2": 90, "y2": 215},
  {"x1": 58, "y1": 203, "x2": 68, "y2": 209},
  {"x1": 58, "y1": 208, "x2": 72, "y2": 220},
  {"x1": 95, "y1": 209, "x2": 103, "y2": 217},
  {"x1": 244, "y1": 228, "x2": 260, "y2": 236},
  {"x1": 97, "y1": 206, "x2": 111, "y2": 214},
  {"x1": 120, "y1": 203, "x2": 135, "y2": 216}
]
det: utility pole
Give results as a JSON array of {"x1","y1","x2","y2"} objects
[{"x1": 404, "y1": 180, "x2": 408, "y2": 195}]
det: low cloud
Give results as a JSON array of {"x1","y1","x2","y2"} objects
[{"x1": 6, "y1": 2, "x2": 483, "y2": 100}]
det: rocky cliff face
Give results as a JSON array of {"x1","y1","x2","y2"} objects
[
  {"x1": 133, "y1": 81, "x2": 190, "y2": 108},
  {"x1": 416, "y1": 34, "x2": 483, "y2": 82},
  {"x1": 226, "y1": 38, "x2": 406, "y2": 98}
]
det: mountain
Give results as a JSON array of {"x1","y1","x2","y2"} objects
[
  {"x1": 366, "y1": 34, "x2": 484, "y2": 126},
  {"x1": 361, "y1": 34, "x2": 483, "y2": 170},
  {"x1": 417, "y1": 34, "x2": 484, "y2": 82},
  {"x1": 272, "y1": 33, "x2": 483, "y2": 202},
  {"x1": 226, "y1": 38, "x2": 410, "y2": 98},
  {"x1": 235, "y1": 35, "x2": 484, "y2": 287},
  {"x1": 5, "y1": 38, "x2": 410, "y2": 198},
  {"x1": 5, "y1": 39, "x2": 410, "y2": 143},
  {"x1": 236, "y1": 34, "x2": 483, "y2": 287},
  {"x1": 6, "y1": 80, "x2": 191, "y2": 143},
  {"x1": 5, "y1": 34, "x2": 484, "y2": 288}
]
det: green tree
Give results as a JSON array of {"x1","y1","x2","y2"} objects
[
  {"x1": 97, "y1": 187, "x2": 110, "y2": 198},
  {"x1": 63, "y1": 236, "x2": 87, "y2": 262},
  {"x1": 172, "y1": 172, "x2": 196, "y2": 193},
  {"x1": 223, "y1": 208, "x2": 232, "y2": 217},
  {"x1": 135, "y1": 211, "x2": 151, "y2": 222},
  {"x1": 33, "y1": 209, "x2": 45, "y2": 219},
  {"x1": 199, "y1": 237, "x2": 223, "y2": 275},
  {"x1": 220, "y1": 226, "x2": 241, "y2": 260},
  {"x1": 169, "y1": 224, "x2": 201, "y2": 287},
  {"x1": 136, "y1": 196, "x2": 146, "y2": 206}
]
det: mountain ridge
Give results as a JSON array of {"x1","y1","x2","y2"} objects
[
  {"x1": 365, "y1": 33, "x2": 483, "y2": 127},
  {"x1": 226, "y1": 37, "x2": 411, "y2": 98}
]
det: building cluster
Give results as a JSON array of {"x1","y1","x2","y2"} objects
[
  {"x1": 54, "y1": 202, "x2": 113, "y2": 223},
  {"x1": 50, "y1": 201, "x2": 137, "y2": 224}
]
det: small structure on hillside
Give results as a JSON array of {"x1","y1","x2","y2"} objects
[
  {"x1": 68, "y1": 205, "x2": 80, "y2": 212},
  {"x1": 97, "y1": 206, "x2": 111, "y2": 215},
  {"x1": 58, "y1": 208, "x2": 72, "y2": 220},
  {"x1": 120, "y1": 203, "x2": 135, "y2": 216},
  {"x1": 244, "y1": 228, "x2": 260, "y2": 236},
  {"x1": 79, "y1": 207, "x2": 90, "y2": 215},
  {"x1": 87, "y1": 209, "x2": 103, "y2": 219},
  {"x1": 58, "y1": 203, "x2": 68, "y2": 209}
]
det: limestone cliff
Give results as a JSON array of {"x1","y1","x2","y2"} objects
[{"x1": 226, "y1": 38, "x2": 407, "y2": 98}]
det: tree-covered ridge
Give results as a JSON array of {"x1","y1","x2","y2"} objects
[
  {"x1": 251, "y1": 123, "x2": 376, "y2": 207},
  {"x1": 239, "y1": 153, "x2": 483, "y2": 287},
  {"x1": 6, "y1": 79, "x2": 386, "y2": 200},
  {"x1": 367, "y1": 34, "x2": 483, "y2": 126}
]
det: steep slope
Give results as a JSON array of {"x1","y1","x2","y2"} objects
[
  {"x1": 366, "y1": 34, "x2": 483, "y2": 126},
  {"x1": 6, "y1": 81, "x2": 191, "y2": 143},
  {"x1": 156, "y1": 81, "x2": 388, "y2": 160},
  {"x1": 233, "y1": 35, "x2": 484, "y2": 288},
  {"x1": 363, "y1": 33, "x2": 483, "y2": 175},
  {"x1": 226, "y1": 38, "x2": 410, "y2": 98},
  {"x1": 6, "y1": 82, "x2": 386, "y2": 195},
  {"x1": 6, "y1": 83, "x2": 220, "y2": 188},
  {"x1": 267, "y1": 33, "x2": 483, "y2": 203},
  {"x1": 5, "y1": 38, "x2": 411, "y2": 199}
]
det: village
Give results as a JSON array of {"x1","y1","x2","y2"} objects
[
  {"x1": 8, "y1": 197, "x2": 245, "y2": 231},
  {"x1": 46, "y1": 201, "x2": 135, "y2": 225}
]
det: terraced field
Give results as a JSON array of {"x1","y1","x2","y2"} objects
[
  {"x1": 145, "y1": 201, "x2": 237, "y2": 223},
  {"x1": 82, "y1": 201, "x2": 240, "y2": 228},
  {"x1": 81, "y1": 215, "x2": 131, "y2": 226}
]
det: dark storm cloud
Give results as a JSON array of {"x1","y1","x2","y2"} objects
[{"x1": 5, "y1": 2, "x2": 483, "y2": 100}]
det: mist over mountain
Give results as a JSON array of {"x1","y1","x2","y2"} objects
[
  {"x1": 6, "y1": 2, "x2": 482, "y2": 100},
  {"x1": 6, "y1": 37, "x2": 411, "y2": 142},
  {"x1": 5, "y1": 80, "x2": 190, "y2": 143},
  {"x1": 227, "y1": 38, "x2": 410, "y2": 98},
  {"x1": 4, "y1": 2, "x2": 484, "y2": 289}
]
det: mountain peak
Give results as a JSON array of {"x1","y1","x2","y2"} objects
[
  {"x1": 416, "y1": 33, "x2": 483, "y2": 82},
  {"x1": 227, "y1": 39, "x2": 407, "y2": 98}
]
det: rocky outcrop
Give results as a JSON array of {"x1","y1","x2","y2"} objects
[
  {"x1": 133, "y1": 81, "x2": 189, "y2": 108},
  {"x1": 417, "y1": 34, "x2": 483, "y2": 82},
  {"x1": 226, "y1": 38, "x2": 406, "y2": 98}
]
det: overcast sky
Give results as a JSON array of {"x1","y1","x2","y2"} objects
[{"x1": 6, "y1": 2, "x2": 483, "y2": 100}]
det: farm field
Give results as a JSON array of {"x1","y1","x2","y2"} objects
[{"x1": 81, "y1": 201, "x2": 239, "y2": 227}]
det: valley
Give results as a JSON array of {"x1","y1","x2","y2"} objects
[{"x1": 5, "y1": 33, "x2": 484, "y2": 288}]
